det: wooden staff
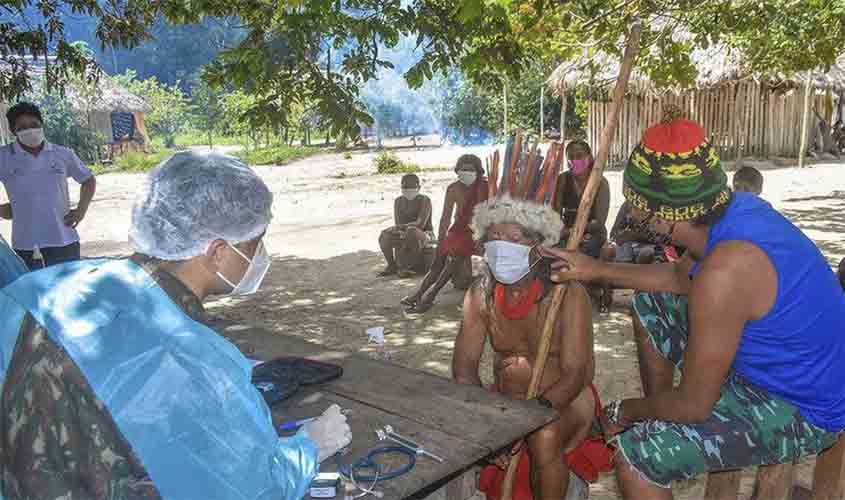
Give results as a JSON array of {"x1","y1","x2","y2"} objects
[
  {"x1": 500, "y1": 20, "x2": 643, "y2": 500},
  {"x1": 508, "y1": 130, "x2": 524, "y2": 195}
]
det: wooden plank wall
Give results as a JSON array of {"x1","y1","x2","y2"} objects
[{"x1": 585, "y1": 82, "x2": 827, "y2": 166}]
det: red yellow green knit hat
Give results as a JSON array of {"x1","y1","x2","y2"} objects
[{"x1": 623, "y1": 119, "x2": 731, "y2": 221}]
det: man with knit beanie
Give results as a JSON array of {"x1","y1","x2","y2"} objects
[{"x1": 540, "y1": 118, "x2": 845, "y2": 498}]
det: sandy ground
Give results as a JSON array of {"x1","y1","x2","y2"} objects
[{"x1": 2, "y1": 136, "x2": 843, "y2": 499}]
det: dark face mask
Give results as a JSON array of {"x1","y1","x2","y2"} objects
[{"x1": 630, "y1": 213, "x2": 675, "y2": 246}]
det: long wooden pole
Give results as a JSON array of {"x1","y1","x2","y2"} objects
[
  {"x1": 540, "y1": 82, "x2": 545, "y2": 141},
  {"x1": 499, "y1": 20, "x2": 644, "y2": 500},
  {"x1": 799, "y1": 76, "x2": 813, "y2": 168},
  {"x1": 504, "y1": 79, "x2": 510, "y2": 137},
  {"x1": 559, "y1": 84, "x2": 567, "y2": 144}
]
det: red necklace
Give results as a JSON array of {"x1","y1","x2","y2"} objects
[{"x1": 494, "y1": 279, "x2": 544, "y2": 320}]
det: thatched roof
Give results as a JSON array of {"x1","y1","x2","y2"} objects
[
  {"x1": 4, "y1": 56, "x2": 150, "y2": 113},
  {"x1": 549, "y1": 42, "x2": 845, "y2": 96}
]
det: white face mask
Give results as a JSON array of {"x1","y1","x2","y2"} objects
[
  {"x1": 458, "y1": 171, "x2": 477, "y2": 186},
  {"x1": 217, "y1": 240, "x2": 271, "y2": 295},
  {"x1": 484, "y1": 240, "x2": 537, "y2": 285},
  {"x1": 16, "y1": 127, "x2": 45, "y2": 148},
  {"x1": 402, "y1": 188, "x2": 419, "y2": 201}
]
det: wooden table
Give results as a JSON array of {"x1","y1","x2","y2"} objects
[{"x1": 213, "y1": 322, "x2": 558, "y2": 500}]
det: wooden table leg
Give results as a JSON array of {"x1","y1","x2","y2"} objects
[
  {"x1": 705, "y1": 470, "x2": 742, "y2": 500},
  {"x1": 812, "y1": 435, "x2": 845, "y2": 500},
  {"x1": 445, "y1": 467, "x2": 480, "y2": 500},
  {"x1": 752, "y1": 462, "x2": 796, "y2": 500}
]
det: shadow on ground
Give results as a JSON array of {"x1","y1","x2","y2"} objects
[
  {"x1": 781, "y1": 191, "x2": 845, "y2": 261},
  {"x1": 207, "y1": 250, "x2": 472, "y2": 378}
]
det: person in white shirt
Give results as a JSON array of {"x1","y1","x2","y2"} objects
[{"x1": 0, "y1": 102, "x2": 97, "y2": 269}]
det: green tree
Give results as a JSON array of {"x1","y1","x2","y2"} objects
[
  {"x1": 219, "y1": 90, "x2": 260, "y2": 146},
  {"x1": 25, "y1": 86, "x2": 102, "y2": 161},
  {"x1": 5, "y1": 0, "x2": 845, "y2": 137},
  {"x1": 121, "y1": 74, "x2": 192, "y2": 147},
  {"x1": 191, "y1": 79, "x2": 226, "y2": 147}
]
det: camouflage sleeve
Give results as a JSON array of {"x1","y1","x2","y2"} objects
[{"x1": 1, "y1": 314, "x2": 160, "y2": 500}]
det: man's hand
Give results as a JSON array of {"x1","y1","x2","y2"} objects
[
  {"x1": 600, "y1": 400, "x2": 631, "y2": 438},
  {"x1": 539, "y1": 247, "x2": 603, "y2": 283},
  {"x1": 489, "y1": 442, "x2": 523, "y2": 470},
  {"x1": 64, "y1": 208, "x2": 86, "y2": 228}
]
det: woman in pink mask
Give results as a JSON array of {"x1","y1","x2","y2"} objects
[{"x1": 552, "y1": 140, "x2": 610, "y2": 260}]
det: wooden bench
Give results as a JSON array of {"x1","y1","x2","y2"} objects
[{"x1": 705, "y1": 435, "x2": 845, "y2": 500}]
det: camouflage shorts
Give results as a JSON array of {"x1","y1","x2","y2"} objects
[{"x1": 615, "y1": 291, "x2": 839, "y2": 487}]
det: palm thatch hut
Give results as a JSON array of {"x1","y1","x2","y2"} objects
[
  {"x1": 0, "y1": 57, "x2": 151, "y2": 156},
  {"x1": 549, "y1": 45, "x2": 845, "y2": 167}
]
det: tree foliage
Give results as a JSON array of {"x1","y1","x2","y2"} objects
[
  {"x1": 3, "y1": 0, "x2": 845, "y2": 140},
  {"x1": 25, "y1": 88, "x2": 102, "y2": 161}
]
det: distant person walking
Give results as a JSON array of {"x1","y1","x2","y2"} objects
[{"x1": 0, "y1": 102, "x2": 96, "y2": 269}]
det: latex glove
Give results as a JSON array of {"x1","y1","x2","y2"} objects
[{"x1": 303, "y1": 404, "x2": 352, "y2": 462}]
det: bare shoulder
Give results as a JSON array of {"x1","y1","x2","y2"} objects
[
  {"x1": 698, "y1": 240, "x2": 773, "y2": 283},
  {"x1": 694, "y1": 240, "x2": 776, "y2": 317}
]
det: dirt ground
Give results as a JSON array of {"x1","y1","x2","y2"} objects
[{"x1": 2, "y1": 136, "x2": 843, "y2": 499}]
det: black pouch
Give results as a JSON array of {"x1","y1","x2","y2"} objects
[{"x1": 251, "y1": 357, "x2": 344, "y2": 406}]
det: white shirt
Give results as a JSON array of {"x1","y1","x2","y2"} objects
[{"x1": 0, "y1": 141, "x2": 94, "y2": 250}]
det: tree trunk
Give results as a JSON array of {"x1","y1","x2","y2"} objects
[
  {"x1": 499, "y1": 19, "x2": 644, "y2": 500},
  {"x1": 504, "y1": 79, "x2": 509, "y2": 137},
  {"x1": 735, "y1": 83, "x2": 749, "y2": 168},
  {"x1": 799, "y1": 77, "x2": 813, "y2": 168},
  {"x1": 540, "y1": 82, "x2": 545, "y2": 141},
  {"x1": 838, "y1": 90, "x2": 844, "y2": 123}
]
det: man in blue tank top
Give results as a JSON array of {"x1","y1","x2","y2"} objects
[{"x1": 541, "y1": 118, "x2": 845, "y2": 498}]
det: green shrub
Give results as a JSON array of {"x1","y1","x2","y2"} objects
[
  {"x1": 90, "y1": 149, "x2": 174, "y2": 175},
  {"x1": 234, "y1": 145, "x2": 320, "y2": 166},
  {"x1": 343, "y1": 151, "x2": 353, "y2": 160},
  {"x1": 374, "y1": 151, "x2": 420, "y2": 174}
]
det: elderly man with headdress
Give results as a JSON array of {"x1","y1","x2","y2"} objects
[
  {"x1": 453, "y1": 153, "x2": 614, "y2": 499},
  {"x1": 402, "y1": 154, "x2": 488, "y2": 313},
  {"x1": 0, "y1": 152, "x2": 351, "y2": 499},
  {"x1": 541, "y1": 118, "x2": 845, "y2": 498}
]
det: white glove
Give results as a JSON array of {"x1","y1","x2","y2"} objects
[{"x1": 303, "y1": 404, "x2": 352, "y2": 462}]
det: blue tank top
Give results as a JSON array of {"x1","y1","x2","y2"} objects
[{"x1": 692, "y1": 193, "x2": 845, "y2": 431}]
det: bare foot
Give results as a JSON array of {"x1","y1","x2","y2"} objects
[
  {"x1": 406, "y1": 301, "x2": 433, "y2": 314},
  {"x1": 400, "y1": 296, "x2": 417, "y2": 307}
]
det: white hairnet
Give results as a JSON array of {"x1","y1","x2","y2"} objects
[{"x1": 129, "y1": 151, "x2": 273, "y2": 261}]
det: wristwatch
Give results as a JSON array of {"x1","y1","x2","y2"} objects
[{"x1": 536, "y1": 395, "x2": 555, "y2": 409}]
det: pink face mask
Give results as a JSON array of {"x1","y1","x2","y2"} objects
[{"x1": 568, "y1": 158, "x2": 592, "y2": 175}]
